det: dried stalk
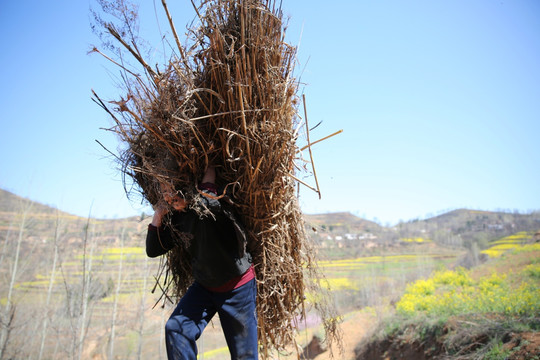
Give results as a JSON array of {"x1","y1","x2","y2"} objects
[
  {"x1": 93, "y1": 0, "x2": 341, "y2": 356},
  {"x1": 302, "y1": 94, "x2": 321, "y2": 199}
]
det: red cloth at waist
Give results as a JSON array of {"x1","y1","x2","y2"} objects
[{"x1": 205, "y1": 264, "x2": 255, "y2": 292}]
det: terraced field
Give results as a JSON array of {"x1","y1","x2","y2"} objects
[
  {"x1": 481, "y1": 231, "x2": 538, "y2": 257},
  {"x1": 1, "y1": 192, "x2": 537, "y2": 359},
  {"x1": 3, "y1": 231, "x2": 461, "y2": 359}
]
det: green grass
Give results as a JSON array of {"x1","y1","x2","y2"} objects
[
  {"x1": 395, "y1": 266, "x2": 539, "y2": 317},
  {"x1": 359, "y1": 243, "x2": 540, "y2": 359}
]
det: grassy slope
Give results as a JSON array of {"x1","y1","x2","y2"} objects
[{"x1": 355, "y1": 242, "x2": 540, "y2": 360}]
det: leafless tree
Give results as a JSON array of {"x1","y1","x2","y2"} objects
[
  {"x1": 108, "y1": 226, "x2": 126, "y2": 359},
  {"x1": 38, "y1": 212, "x2": 64, "y2": 360},
  {"x1": 76, "y1": 219, "x2": 96, "y2": 360},
  {"x1": 58, "y1": 214, "x2": 97, "y2": 360},
  {"x1": 0, "y1": 199, "x2": 32, "y2": 359},
  {"x1": 0, "y1": 220, "x2": 14, "y2": 269},
  {"x1": 136, "y1": 254, "x2": 149, "y2": 359}
]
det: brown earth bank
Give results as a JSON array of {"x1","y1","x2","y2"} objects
[
  {"x1": 505, "y1": 332, "x2": 540, "y2": 360},
  {"x1": 311, "y1": 310, "x2": 377, "y2": 360},
  {"x1": 354, "y1": 329, "x2": 540, "y2": 360}
]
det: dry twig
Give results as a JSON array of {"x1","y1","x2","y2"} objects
[{"x1": 92, "y1": 0, "x2": 342, "y2": 356}]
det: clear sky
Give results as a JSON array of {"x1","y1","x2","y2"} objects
[{"x1": 1, "y1": 0, "x2": 539, "y2": 225}]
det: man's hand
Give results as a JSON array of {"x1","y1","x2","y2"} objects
[
  {"x1": 151, "y1": 204, "x2": 169, "y2": 227},
  {"x1": 160, "y1": 182, "x2": 188, "y2": 212}
]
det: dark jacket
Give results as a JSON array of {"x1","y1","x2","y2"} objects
[{"x1": 146, "y1": 188, "x2": 252, "y2": 288}]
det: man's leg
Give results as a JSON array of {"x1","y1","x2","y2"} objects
[
  {"x1": 165, "y1": 282, "x2": 216, "y2": 360},
  {"x1": 216, "y1": 279, "x2": 258, "y2": 360}
]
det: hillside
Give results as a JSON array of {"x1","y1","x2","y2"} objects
[
  {"x1": 355, "y1": 243, "x2": 540, "y2": 359},
  {"x1": 1, "y1": 188, "x2": 539, "y2": 359},
  {"x1": 422, "y1": 208, "x2": 539, "y2": 238},
  {"x1": 0, "y1": 188, "x2": 72, "y2": 216},
  {"x1": 0, "y1": 189, "x2": 155, "y2": 359},
  {"x1": 2, "y1": 188, "x2": 537, "y2": 248},
  {"x1": 0, "y1": 188, "x2": 144, "y2": 246},
  {"x1": 1, "y1": 188, "x2": 538, "y2": 265}
]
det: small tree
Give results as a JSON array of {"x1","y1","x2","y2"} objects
[
  {"x1": 38, "y1": 213, "x2": 64, "y2": 360},
  {"x1": 0, "y1": 199, "x2": 32, "y2": 359},
  {"x1": 108, "y1": 226, "x2": 126, "y2": 359}
]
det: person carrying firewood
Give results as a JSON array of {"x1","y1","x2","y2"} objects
[{"x1": 146, "y1": 166, "x2": 258, "y2": 360}]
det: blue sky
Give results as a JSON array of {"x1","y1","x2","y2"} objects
[{"x1": 1, "y1": 0, "x2": 539, "y2": 225}]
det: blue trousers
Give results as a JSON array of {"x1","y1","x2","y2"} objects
[{"x1": 165, "y1": 279, "x2": 258, "y2": 360}]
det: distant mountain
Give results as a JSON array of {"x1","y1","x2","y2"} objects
[
  {"x1": 304, "y1": 212, "x2": 383, "y2": 234},
  {"x1": 0, "y1": 188, "x2": 66, "y2": 215},
  {"x1": 417, "y1": 208, "x2": 539, "y2": 234},
  {"x1": 1, "y1": 187, "x2": 538, "y2": 244}
]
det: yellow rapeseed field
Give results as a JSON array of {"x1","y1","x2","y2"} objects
[
  {"x1": 481, "y1": 231, "x2": 535, "y2": 257},
  {"x1": 396, "y1": 244, "x2": 540, "y2": 317}
]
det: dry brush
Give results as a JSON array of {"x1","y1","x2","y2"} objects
[{"x1": 92, "y1": 0, "x2": 341, "y2": 356}]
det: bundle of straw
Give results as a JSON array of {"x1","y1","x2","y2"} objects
[{"x1": 92, "y1": 0, "x2": 341, "y2": 356}]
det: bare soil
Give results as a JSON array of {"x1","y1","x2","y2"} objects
[
  {"x1": 313, "y1": 310, "x2": 377, "y2": 360},
  {"x1": 354, "y1": 329, "x2": 540, "y2": 360},
  {"x1": 506, "y1": 332, "x2": 540, "y2": 360}
]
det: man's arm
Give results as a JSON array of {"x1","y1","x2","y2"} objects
[
  {"x1": 146, "y1": 166, "x2": 216, "y2": 257},
  {"x1": 146, "y1": 205, "x2": 175, "y2": 257}
]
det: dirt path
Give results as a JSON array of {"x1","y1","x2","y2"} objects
[
  {"x1": 195, "y1": 309, "x2": 378, "y2": 360},
  {"x1": 313, "y1": 310, "x2": 377, "y2": 360}
]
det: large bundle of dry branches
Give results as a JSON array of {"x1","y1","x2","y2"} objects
[{"x1": 92, "y1": 0, "x2": 341, "y2": 356}]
